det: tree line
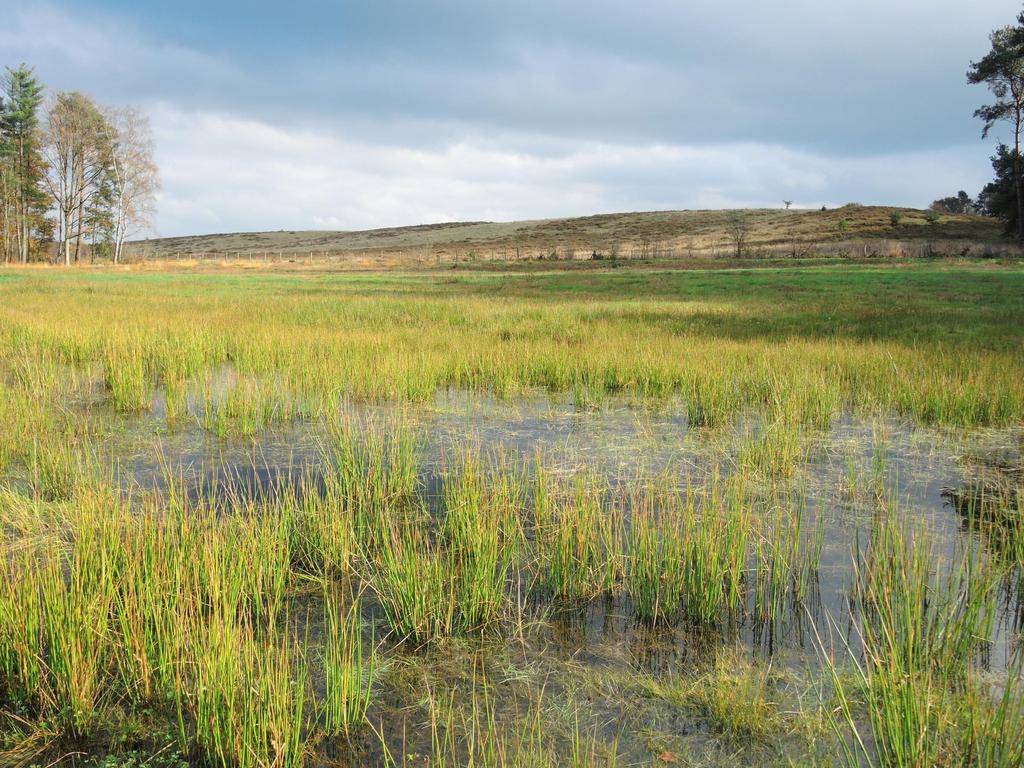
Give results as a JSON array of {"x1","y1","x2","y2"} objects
[{"x1": 0, "y1": 64, "x2": 159, "y2": 265}]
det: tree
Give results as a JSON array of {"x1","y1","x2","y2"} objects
[
  {"x1": 889, "y1": 209, "x2": 903, "y2": 228},
  {"x1": 102, "y1": 106, "x2": 159, "y2": 264},
  {"x1": 968, "y1": 14, "x2": 1024, "y2": 242},
  {"x1": 85, "y1": 164, "x2": 115, "y2": 260},
  {"x1": 43, "y1": 92, "x2": 114, "y2": 265},
  {"x1": 0, "y1": 64, "x2": 48, "y2": 264},
  {"x1": 930, "y1": 190, "x2": 976, "y2": 214},
  {"x1": 978, "y1": 143, "x2": 1021, "y2": 234},
  {"x1": 726, "y1": 211, "x2": 751, "y2": 257}
]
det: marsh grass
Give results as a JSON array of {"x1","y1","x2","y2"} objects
[
  {"x1": 814, "y1": 496, "x2": 1017, "y2": 768},
  {"x1": 534, "y1": 472, "x2": 622, "y2": 601},
  {"x1": 677, "y1": 483, "x2": 750, "y2": 625},
  {"x1": 288, "y1": 476, "x2": 356, "y2": 577},
  {"x1": 28, "y1": 429, "x2": 86, "y2": 501},
  {"x1": 854, "y1": 510, "x2": 1000, "y2": 683},
  {"x1": 183, "y1": 614, "x2": 308, "y2": 768},
  {"x1": 0, "y1": 484, "x2": 313, "y2": 766},
  {"x1": 624, "y1": 481, "x2": 746, "y2": 625},
  {"x1": 367, "y1": 452, "x2": 526, "y2": 643},
  {"x1": 103, "y1": 344, "x2": 152, "y2": 413},
  {"x1": 0, "y1": 436, "x2": 1021, "y2": 766},
  {"x1": 326, "y1": 416, "x2": 420, "y2": 547},
  {"x1": 739, "y1": 419, "x2": 808, "y2": 479},
  {"x1": 3, "y1": 265, "x2": 1023, "y2": 439},
  {"x1": 0, "y1": 258, "x2": 1023, "y2": 768},
  {"x1": 821, "y1": 639, "x2": 1024, "y2": 768},
  {"x1": 754, "y1": 497, "x2": 823, "y2": 624},
  {"x1": 442, "y1": 452, "x2": 526, "y2": 630},
  {"x1": 369, "y1": 518, "x2": 460, "y2": 643},
  {"x1": 626, "y1": 492, "x2": 688, "y2": 624},
  {"x1": 321, "y1": 592, "x2": 374, "y2": 736},
  {"x1": 686, "y1": 376, "x2": 740, "y2": 429}
]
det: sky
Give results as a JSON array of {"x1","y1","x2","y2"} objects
[{"x1": 0, "y1": 1, "x2": 1018, "y2": 237}]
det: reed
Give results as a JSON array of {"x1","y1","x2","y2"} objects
[
  {"x1": 626, "y1": 491, "x2": 687, "y2": 624},
  {"x1": 182, "y1": 612, "x2": 308, "y2": 768},
  {"x1": 753, "y1": 497, "x2": 823, "y2": 624},
  {"x1": 534, "y1": 472, "x2": 623, "y2": 601},
  {"x1": 103, "y1": 342, "x2": 152, "y2": 413},
  {"x1": 369, "y1": 518, "x2": 459, "y2": 643},
  {"x1": 321, "y1": 592, "x2": 374, "y2": 737}
]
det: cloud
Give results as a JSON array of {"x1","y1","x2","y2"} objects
[
  {"x1": 0, "y1": 5, "x2": 251, "y2": 116},
  {"x1": 149, "y1": 105, "x2": 992, "y2": 236}
]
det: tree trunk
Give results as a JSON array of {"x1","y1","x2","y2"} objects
[
  {"x1": 73, "y1": 197, "x2": 83, "y2": 264},
  {"x1": 18, "y1": 189, "x2": 27, "y2": 264},
  {"x1": 1016, "y1": 115, "x2": 1023, "y2": 244}
]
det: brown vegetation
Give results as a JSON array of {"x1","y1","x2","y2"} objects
[{"x1": 124, "y1": 206, "x2": 1010, "y2": 266}]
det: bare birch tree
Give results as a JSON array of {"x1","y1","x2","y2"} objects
[
  {"x1": 43, "y1": 92, "x2": 112, "y2": 265},
  {"x1": 102, "y1": 106, "x2": 159, "y2": 264}
]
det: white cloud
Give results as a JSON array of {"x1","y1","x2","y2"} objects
[{"x1": 149, "y1": 105, "x2": 991, "y2": 236}]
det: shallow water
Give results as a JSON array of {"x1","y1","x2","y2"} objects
[
  {"x1": 86, "y1": 387, "x2": 1022, "y2": 658},
  {"x1": 11, "y1": 383, "x2": 1022, "y2": 764}
]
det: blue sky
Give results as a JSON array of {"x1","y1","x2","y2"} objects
[{"x1": 0, "y1": 1, "x2": 1017, "y2": 236}]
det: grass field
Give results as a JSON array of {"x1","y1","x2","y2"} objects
[
  {"x1": 2, "y1": 260, "x2": 1023, "y2": 425},
  {"x1": 0, "y1": 258, "x2": 1022, "y2": 767}
]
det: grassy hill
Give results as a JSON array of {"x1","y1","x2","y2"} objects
[{"x1": 128, "y1": 206, "x2": 1009, "y2": 264}]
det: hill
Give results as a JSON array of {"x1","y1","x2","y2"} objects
[{"x1": 127, "y1": 206, "x2": 1009, "y2": 264}]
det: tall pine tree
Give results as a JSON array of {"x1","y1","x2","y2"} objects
[
  {"x1": 968, "y1": 14, "x2": 1024, "y2": 243},
  {"x1": 0, "y1": 64, "x2": 48, "y2": 263}
]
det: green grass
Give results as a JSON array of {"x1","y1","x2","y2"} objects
[{"x1": 2, "y1": 262, "x2": 1022, "y2": 431}]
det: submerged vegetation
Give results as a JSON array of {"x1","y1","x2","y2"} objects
[{"x1": 0, "y1": 260, "x2": 1022, "y2": 766}]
